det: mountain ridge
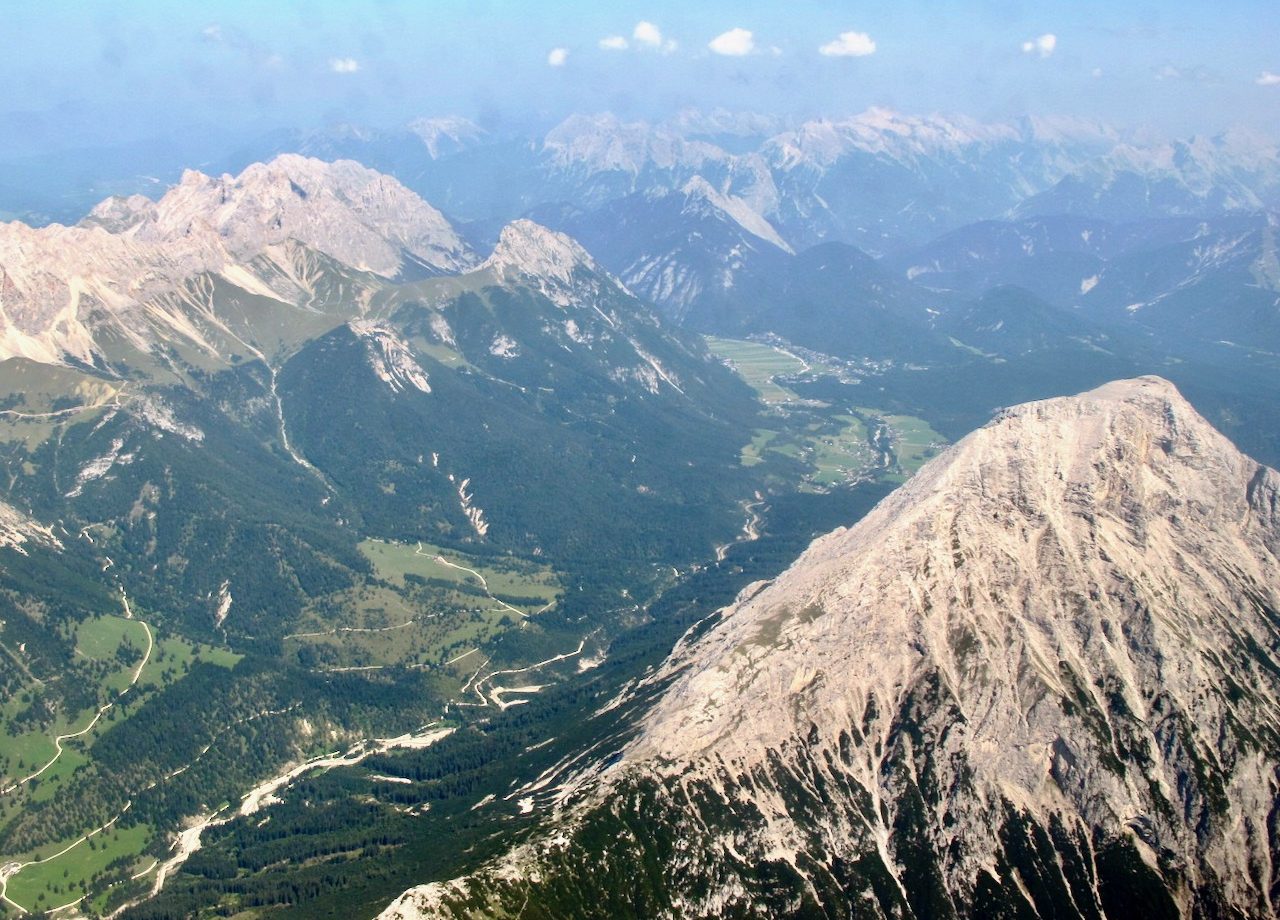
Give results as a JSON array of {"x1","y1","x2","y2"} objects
[{"x1": 0, "y1": 155, "x2": 475, "y2": 366}]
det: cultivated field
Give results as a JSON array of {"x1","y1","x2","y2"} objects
[
  {"x1": 704, "y1": 337, "x2": 809, "y2": 404},
  {"x1": 280, "y1": 541, "x2": 562, "y2": 677}
]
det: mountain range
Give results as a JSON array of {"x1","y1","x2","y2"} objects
[
  {"x1": 0, "y1": 152, "x2": 769, "y2": 917},
  {"x1": 0, "y1": 109, "x2": 1277, "y2": 918}
]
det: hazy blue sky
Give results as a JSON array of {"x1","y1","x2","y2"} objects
[{"x1": 3, "y1": 0, "x2": 1278, "y2": 156}]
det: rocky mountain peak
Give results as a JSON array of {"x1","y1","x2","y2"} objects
[
  {"x1": 383, "y1": 376, "x2": 1280, "y2": 918},
  {"x1": 680, "y1": 175, "x2": 793, "y2": 253},
  {"x1": 484, "y1": 219, "x2": 596, "y2": 274},
  {"x1": 637, "y1": 375, "x2": 1278, "y2": 756},
  {"x1": 122, "y1": 154, "x2": 475, "y2": 277},
  {"x1": 84, "y1": 193, "x2": 157, "y2": 232},
  {"x1": 480, "y1": 219, "x2": 626, "y2": 306},
  {"x1": 0, "y1": 156, "x2": 478, "y2": 365},
  {"x1": 625, "y1": 374, "x2": 1280, "y2": 912},
  {"x1": 406, "y1": 116, "x2": 486, "y2": 159}
]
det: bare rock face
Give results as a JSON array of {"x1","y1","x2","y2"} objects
[
  {"x1": 0, "y1": 156, "x2": 475, "y2": 365},
  {"x1": 632, "y1": 375, "x2": 1280, "y2": 909},
  {"x1": 103, "y1": 155, "x2": 473, "y2": 277},
  {"x1": 542, "y1": 113, "x2": 727, "y2": 176},
  {"x1": 383, "y1": 377, "x2": 1280, "y2": 919},
  {"x1": 0, "y1": 500, "x2": 62, "y2": 554},
  {"x1": 0, "y1": 221, "x2": 162, "y2": 363},
  {"x1": 406, "y1": 116, "x2": 487, "y2": 159},
  {"x1": 348, "y1": 320, "x2": 431, "y2": 394},
  {"x1": 480, "y1": 219, "x2": 628, "y2": 308}
]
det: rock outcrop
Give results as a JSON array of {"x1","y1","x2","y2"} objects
[{"x1": 0, "y1": 155, "x2": 475, "y2": 365}]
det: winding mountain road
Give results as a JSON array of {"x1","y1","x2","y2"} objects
[{"x1": 0, "y1": 591, "x2": 153, "y2": 798}]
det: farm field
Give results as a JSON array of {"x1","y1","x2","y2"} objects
[
  {"x1": 3, "y1": 616, "x2": 140, "y2": 788},
  {"x1": 704, "y1": 337, "x2": 810, "y2": 404},
  {"x1": 4, "y1": 822, "x2": 151, "y2": 914},
  {"x1": 280, "y1": 541, "x2": 563, "y2": 676},
  {"x1": 877, "y1": 413, "x2": 948, "y2": 477},
  {"x1": 1, "y1": 616, "x2": 240, "y2": 789},
  {"x1": 708, "y1": 337, "x2": 877, "y2": 487},
  {"x1": 807, "y1": 414, "x2": 874, "y2": 486},
  {"x1": 0, "y1": 608, "x2": 240, "y2": 913},
  {"x1": 361, "y1": 540, "x2": 559, "y2": 607}
]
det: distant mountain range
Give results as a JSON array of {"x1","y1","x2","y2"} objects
[
  {"x1": 8, "y1": 108, "x2": 1278, "y2": 241},
  {"x1": 7, "y1": 109, "x2": 1277, "y2": 374},
  {"x1": 3, "y1": 128, "x2": 1278, "y2": 465}
]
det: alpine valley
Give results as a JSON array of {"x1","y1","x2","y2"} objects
[{"x1": 0, "y1": 106, "x2": 1276, "y2": 920}]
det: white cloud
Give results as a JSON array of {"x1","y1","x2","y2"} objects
[
  {"x1": 709, "y1": 27, "x2": 754, "y2": 57},
  {"x1": 547, "y1": 47, "x2": 569, "y2": 67},
  {"x1": 599, "y1": 35, "x2": 628, "y2": 50},
  {"x1": 1021, "y1": 33, "x2": 1057, "y2": 58},
  {"x1": 329, "y1": 57, "x2": 360, "y2": 74},
  {"x1": 202, "y1": 24, "x2": 223, "y2": 42},
  {"x1": 1258, "y1": 71, "x2": 1280, "y2": 86},
  {"x1": 1091, "y1": 67, "x2": 1104, "y2": 78},
  {"x1": 818, "y1": 31, "x2": 876, "y2": 57},
  {"x1": 634, "y1": 21, "x2": 662, "y2": 47},
  {"x1": 620, "y1": 21, "x2": 676, "y2": 54}
]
